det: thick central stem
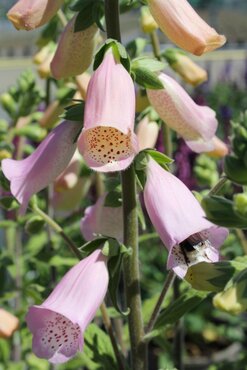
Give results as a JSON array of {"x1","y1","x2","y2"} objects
[{"x1": 104, "y1": 1, "x2": 147, "y2": 369}]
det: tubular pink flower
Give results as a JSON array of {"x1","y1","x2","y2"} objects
[
  {"x1": 147, "y1": 73, "x2": 218, "y2": 153},
  {"x1": 77, "y1": 50, "x2": 139, "y2": 172},
  {"x1": 26, "y1": 249, "x2": 108, "y2": 364},
  {"x1": 51, "y1": 15, "x2": 99, "y2": 79},
  {"x1": 136, "y1": 116, "x2": 159, "y2": 150},
  {"x1": 7, "y1": 0, "x2": 63, "y2": 31},
  {"x1": 81, "y1": 194, "x2": 123, "y2": 242},
  {"x1": 2, "y1": 121, "x2": 81, "y2": 214},
  {"x1": 143, "y1": 158, "x2": 228, "y2": 278},
  {"x1": 148, "y1": 0, "x2": 226, "y2": 56}
]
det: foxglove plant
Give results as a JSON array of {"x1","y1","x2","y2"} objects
[
  {"x1": 26, "y1": 249, "x2": 109, "y2": 364},
  {"x1": 147, "y1": 0, "x2": 226, "y2": 56},
  {"x1": 147, "y1": 73, "x2": 218, "y2": 153},
  {"x1": 77, "y1": 49, "x2": 139, "y2": 172},
  {"x1": 2, "y1": 121, "x2": 81, "y2": 214},
  {"x1": 143, "y1": 157, "x2": 228, "y2": 278}
]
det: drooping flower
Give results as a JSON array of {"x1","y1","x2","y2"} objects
[
  {"x1": 0, "y1": 308, "x2": 19, "y2": 339},
  {"x1": 81, "y1": 194, "x2": 123, "y2": 242},
  {"x1": 147, "y1": 0, "x2": 226, "y2": 56},
  {"x1": 26, "y1": 249, "x2": 108, "y2": 363},
  {"x1": 143, "y1": 157, "x2": 228, "y2": 278},
  {"x1": 7, "y1": 0, "x2": 63, "y2": 30},
  {"x1": 136, "y1": 116, "x2": 159, "y2": 150},
  {"x1": 2, "y1": 121, "x2": 81, "y2": 214},
  {"x1": 51, "y1": 15, "x2": 99, "y2": 80},
  {"x1": 147, "y1": 73, "x2": 218, "y2": 153},
  {"x1": 77, "y1": 50, "x2": 139, "y2": 172}
]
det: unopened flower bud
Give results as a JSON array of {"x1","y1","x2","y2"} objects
[
  {"x1": 213, "y1": 269, "x2": 247, "y2": 314},
  {"x1": 0, "y1": 309, "x2": 19, "y2": 338},
  {"x1": 206, "y1": 136, "x2": 228, "y2": 158},
  {"x1": 164, "y1": 49, "x2": 207, "y2": 86},
  {"x1": 136, "y1": 116, "x2": 159, "y2": 150},
  {"x1": 233, "y1": 193, "x2": 247, "y2": 217},
  {"x1": 37, "y1": 50, "x2": 55, "y2": 79},
  {"x1": 7, "y1": 0, "x2": 63, "y2": 30},
  {"x1": 140, "y1": 6, "x2": 158, "y2": 33}
]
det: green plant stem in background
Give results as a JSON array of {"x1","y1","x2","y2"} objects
[
  {"x1": 150, "y1": 31, "x2": 161, "y2": 60},
  {"x1": 57, "y1": 9, "x2": 68, "y2": 27},
  {"x1": 32, "y1": 203, "x2": 125, "y2": 370},
  {"x1": 235, "y1": 229, "x2": 247, "y2": 255},
  {"x1": 145, "y1": 270, "x2": 176, "y2": 334},
  {"x1": 104, "y1": 1, "x2": 147, "y2": 368},
  {"x1": 173, "y1": 278, "x2": 184, "y2": 370}
]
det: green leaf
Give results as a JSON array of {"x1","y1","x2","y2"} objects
[
  {"x1": 83, "y1": 323, "x2": 117, "y2": 370},
  {"x1": 0, "y1": 170, "x2": 10, "y2": 191},
  {"x1": 73, "y1": 1, "x2": 104, "y2": 32},
  {"x1": 145, "y1": 289, "x2": 208, "y2": 339},
  {"x1": 62, "y1": 102, "x2": 85, "y2": 122},
  {"x1": 202, "y1": 195, "x2": 247, "y2": 228},
  {"x1": 126, "y1": 38, "x2": 147, "y2": 59},
  {"x1": 132, "y1": 66, "x2": 164, "y2": 89},
  {"x1": 132, "y1": 57, "x2": 165, "y2": 72},
  {"x1": 224, "y1": 155, "x2": 247, "y2": 185}
]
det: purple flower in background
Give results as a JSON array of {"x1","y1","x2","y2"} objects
[
  {"x1": 26, "y1": 249, "x2": 108, "y2": 364},
  {"x1": 143, "y1": 157, "x2": 228, "y2": 278}
]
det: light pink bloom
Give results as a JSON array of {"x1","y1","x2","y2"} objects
[
  {"x1": 143, "y1": 158, "x2": 228, "y2": 278},
  {"x1": 51, "y1": 15, "x2": 99, "y2": 79},
  {"x1": 77, "y1": 50, "x2": 139, "y2": 172},
  {"x1": 2, "y1": 121, "x2": 81, "y2": 214},
  {"x1": 26, "y1": 249, "x2": 108, "y2": 364},
  {"x1": 147, "y1": 73, "x2": 218, "y2": 153},
  {"x1": 148, "y1": 0, "x2": 226, "y2": 56},
  {"x1": 81, "y1": 194, "x2": 123, "y2": 242},
  {"x1": 7, "y1": 0, "x2": 63, "y2": 30},
  {"x1": 136, "y1": 116, "x2": 159, "y2": 150}
]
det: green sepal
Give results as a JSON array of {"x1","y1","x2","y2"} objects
[
  {"x1": 93, "y1": 39, "x2": 130, "y2": 72},
  {"x1": 224, "y1": 155, "x2": 247, "y2": 185},
  {"x1": 62, "y1": 101, "x2": 85, "y2": 122},
  {"x1": 107, "y1": 242, "x2": 131, "y2": 316},
  {"x1": 25, "y1": 216, "x2": 45, "y2": 235},
  {"x1": 126, "y1": 38, "x2": 147, "y2": 59},
  {"x1": 131, "y1": 66, "x2": 164, "y2": 89},
  {"x1": 71, "y1": 0, "x2": 104, "y2": 32},
  {"x1": 202, "y1": 195, "x2": 247, "y2": 228},
  {"x1": 132, "y1": 57, "x2": 165, "y2": 73},
  {"x1": 161, "y1": 48, "x2": 186, "y2": 65},
  {"x1": 145, "y1": 289, "x2": 208, "y2": 340},
  {"x1": 79, "y1": 237, "x2": 108, "y2": 256}
]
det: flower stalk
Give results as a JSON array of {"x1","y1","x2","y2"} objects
[{"x1": 104, "y1": 0, "x2": 147, "y2": 368}]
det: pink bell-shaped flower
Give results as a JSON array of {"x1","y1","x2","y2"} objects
[
  {"x1": 2, "y1": 121, "x2": 81, "y2": 214},
  {"x1": 26, "y1": 249, "x2": 108, "y2": 364},
  {"x1": 77, "y1": 50, "x2": 139, "y2": 172},
  {"x1": 7, "y1": 0, "x2": 63, "y2": 30},
  {"x1": 143, "y1": 157, "x2": 228, "y2": 278},
  {"x1": 147, "y1": 73, "x2": 218, "y2": 153},
  {"x1": 148, "y1": 0, "x2": 226, "y2": 56},
  {"x1": 81, "y1": 194, "x2": 123, "y2": 242}
]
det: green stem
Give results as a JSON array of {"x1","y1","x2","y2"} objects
[
  {"x1": 235, "y1": 229, "x2": 247, "y2": 255},
  {"x1": 57, "y1": 9, "x2": 68, "y2": 27},
  {"x1": 121, "y1": 167, "x2": 147, "y2": 370},
  {"x1": 145, "y1": 270, "x2": 176, "y2": 334},
  {"x1": 209, "y1": 176, "x2": 227, "y2": 195},
  {"x1": 150, "y1": 31, "x2": 161, "y2": 60},
  {"x1": 104, "y1": 1, "x2": 147, "y2": 368},
  {"x1": 173, "y1": 278, "x2": 184, "y2": 370}
]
